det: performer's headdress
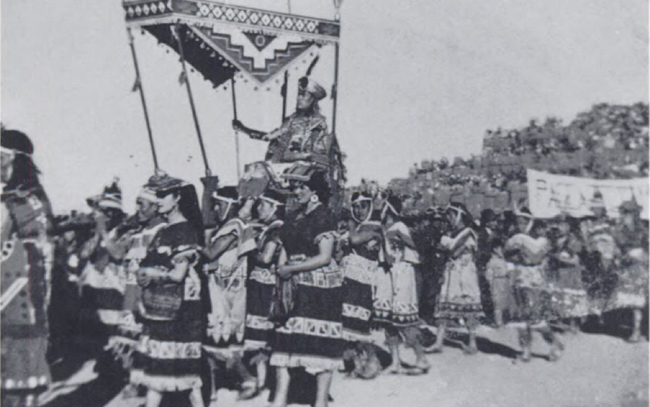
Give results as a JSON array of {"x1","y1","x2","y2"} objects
[
  {"x1": 259, "y1": 188, "x2": 286, "y2": 208},
  {"x1": 350, "y1": 191, "x2": 374, "y2": 223},
  {"x1": 213, "y1": 186, "x2": 239, "y2": 222},
  {"x1": 298, "y1": 77, "x2": 327, "y2": 101},
  {"x1": 88, "y1": 178, "x2": 123, "y2": 211}
]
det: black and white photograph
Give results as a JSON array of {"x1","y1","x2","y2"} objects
[{"x1": 1, "y1": 1, "x2": 648, "y2": 406}]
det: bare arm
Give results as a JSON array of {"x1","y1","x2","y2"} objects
[
  {"x1": 277, "y1": 236, "x2": 334, "y2": 278},
  {"x1": 445, "y1": 228, "x2": 474, "y2": 254},
  {"x1": 202, "y1": 232, "x2": 237, "y2": 261},
  {"x1": 232, "y1": 119, "x2": 268, "y2": 140},
  {"x1": 144, "y1": 255, "x2": 192, "y2": 284},
  {"x1": 257, "y1": 240, "x2": 280, "y2": 266},
  {"x1": 349, "y1": 222, "x2": 382, "y2": 247}
]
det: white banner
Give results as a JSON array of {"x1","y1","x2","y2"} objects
[{"x1": 527, "y1": 169, "x2": 648, "y2": 220}]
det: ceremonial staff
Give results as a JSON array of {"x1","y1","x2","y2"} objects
[
  {"x1": 231, "y1": 78, "x2": 242, "y2": 180},
  {"x1": 173, "y1": 23, "x2": 212, "y2": 177},
  {"x1": 127, "y1": 27, "x2": 159, "y2": 170},
  {"x1": 331, "y1": 42, "x2": 340, "y2": 135}
]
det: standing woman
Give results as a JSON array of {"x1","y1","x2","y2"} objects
[
  {"x1": 270, "y1": 171, "x2": 344, "y2": 407},
  {"x1": 429, "y1": 203, "x2": 484, "y2": 354},
  {"x1": 131, "y1": 173, "x2": 205, "y2": 407},
  {"x1": 107, "y1": 179, "x2": 167, "y2": 398},
  {"x1": 202, "y1": 187, "x2": 259, "y2": 398},
  {"x1": 1, "y1": 129, "x2": 53, "y2": 407},
  {"x1": 377, "y1": 195, "x2": 429, "y2": 374},
  {"x1": 243, "y1": 189, "x2": 286, "y2": 398},
  {"x1": 605, "y1": 200, "x2": 649, "y2": 342},
  {"x1": 504, "y1": 208, "x2": 562, "y2": 362},
  {"x1": 546, "y1": 215, "x2": 589, "y2": 333},
  {"x1": 481, "y1": 210, "x2": 511, "y2": 328},
  {"x1": 340, "y1": 191, "x2": 382, "y2": 342}
]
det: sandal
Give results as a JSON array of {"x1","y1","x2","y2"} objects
[{"x1": 403, "y1": 365, "x2": 429, "y2": 376}]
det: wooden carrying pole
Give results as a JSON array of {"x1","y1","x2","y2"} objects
[
  {"x1": 127, "y1": 28, "x2": 159, "y2": 170},
  {"x1": 281, "y1": 70, "x2": 289, "y2": 122},
  {"x1": 331, "y1": 42, "x2": 340, "y2": 134},
  {"x1": 231, "y1": 78, "x2": 242, "y2": 180},
  {"x1": 173, "y1": 24, "x2": 212, "y2": 177}
]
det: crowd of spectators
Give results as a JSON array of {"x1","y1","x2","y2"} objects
[{"x1": 379, "y1": 103, "x2": 648, "y2": 214}]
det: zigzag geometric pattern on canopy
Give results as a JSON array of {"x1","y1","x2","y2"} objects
[{"x1": 191, "y1": 25, "x2": 315, "y2": 84}]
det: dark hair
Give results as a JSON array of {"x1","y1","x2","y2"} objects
[
  {"x1": 253, "y1": 198, "x2": 286, "y2": 221},
  {"x1": 215, "y1": 186, "x2": 238, "y2": 200},
  {"x1": 305, "y1": 171, "x2": 330, "y2": 205},
  {"x1": 351, "y1": 191, "x2": 373, "y2": 203},
  {"x1": 103, "y1": 207, "x2": 127, "y2": 231},
  {"x1": 385, "y1": 195, "x2": 403, "y2": 218},
  {"x1": 480, "y1": 209, "x2": 497, "y2": 225},
  {"x1": 160, "y1": 185, "x2": 204, "y2": 245},
  {"x1": 5, "y1": 150, "x2": 42, "y2": 190}
]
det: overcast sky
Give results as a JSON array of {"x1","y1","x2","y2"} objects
[{"x1": 2, "y1": 0, "x2": 648, "y2": 213}]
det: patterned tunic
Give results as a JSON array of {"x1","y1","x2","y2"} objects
[
  {"x1": 245, "y1": 220, "x2": 283, "y2": 350},
  {"x1": 265, "y1": 112, "x2": 331, "y2": 164},
  {"x1": 479, "y1": 230, "x2": 512, "y2": 315},
  {"x1": 341, "y1": 220, "x2": 382, "y2": 340},
  {"x1": 582, "y1": 222, "x2": 619, "y2": 315},
  {"x1": 1, "y1": 187, "x2": 52, "y2": 397},
  {"x1": 435, "y1": 228, "x2": 485, "y2": 321},
  {"x1": 374, "y1": 222, "x2": 421, "y2": 327},
  {"x1": 78, "y1": 227, "x2": 128, "y2": 345},
  {"x1": 204, "y1": 218, "x2": 258, "y2": 346},
  {"x1": 504, "y1": 233, "x2": 553, "y2": 325},
  {"x1": 131, "y1": 222, "x2": 203, "y2": 392},
  {"x1": 604, "y1": 225, "x2": 649, "y2": 311},
  {"x1": 107, "y1": 222, "x2": 166, "y2": 369},
  {"x1": 270, "y1": 204, "x2": 344, "y2": 373},
  {"x1": 546, "y1": 234, "x2": 589, "y2": 318}
]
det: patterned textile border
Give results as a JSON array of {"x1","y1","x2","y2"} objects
[{"x1": 123, "y1": 0, "x2": 340, "y2": 42}]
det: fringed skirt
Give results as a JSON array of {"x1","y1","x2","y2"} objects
[
  {"x1": 435, "y1": 254, "x2": 484, "y2": 321},
  {"x1": 131, "y1": 298, "x2": 204, "y2": 392},
  {"x1": 107, "y1": 269, "x2": 143, "y2": 370},
  {"x1": 373, "y1": 261, "x2": 420, "y2": 328},
  {"x1": 206, "y1": 262, "x2": 248, "y2": 346},
  {"x1": 270, "y1": 260, "x2": 345, "y2": 374}
]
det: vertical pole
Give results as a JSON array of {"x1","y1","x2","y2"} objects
[
  {"x1": 231, "y1": 78, "x2": 242, "y2": 180},
  {"x1": 281, "y1": 70, "x2": 289, "y2": 122},
  {"x1": 331, "y1": 42, "x2": 340, "y2": 134},
  {"x1": 127, "y1": 28, "x2": 159, "y2": 170},
  {"x1": 174, "y1": 24, "x2": 211, "y2": 177}
]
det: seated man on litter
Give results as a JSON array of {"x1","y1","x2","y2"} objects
[{"x1": 234, "y1": 76, "x2": 331, "y2": 166}]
